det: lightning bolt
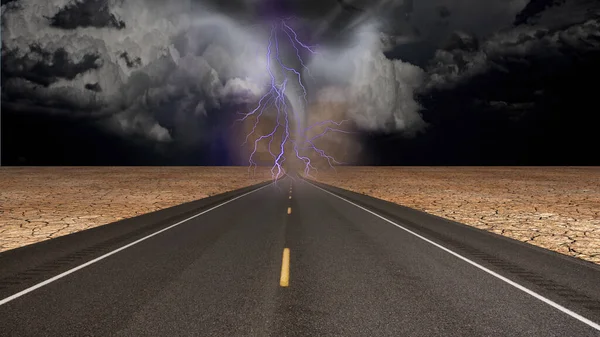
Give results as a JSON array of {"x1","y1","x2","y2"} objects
[{"x1": 239, "y1": 19, "x2": 351, "y2": 180}]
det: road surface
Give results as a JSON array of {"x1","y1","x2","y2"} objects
[{"x1": 1, "y1": 177, "x2": 599, "y2": 336}]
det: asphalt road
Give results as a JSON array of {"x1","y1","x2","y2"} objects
[{"x1": 1, "y1": 176, "x2": 600, "y2": 336}]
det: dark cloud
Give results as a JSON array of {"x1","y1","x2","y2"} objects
[
  {"x1": 513, "y1": 0, "x2": 600, "y2": 29},
  {"x1": 437, "y1": 5, "x2": 451, "y2": 19},
  {"x1": 514, "y1": 0, "x2": 559, "y2": 25},
  {"x1": 85, "y1": 82, "x2": 102, "y2": 92},
  {"x1": 403, "y1": 0, "x2": 414, "y2": 17},
  {"x1": 426, "y1": 15, "x2": 600, "y2": 89},
  {"x1": 47, "y1": 0, "x2": 126, "y2": 30},
  {"x1": 336, "y1": 0, "x2": 365, "y2": 13},
  {"x1": 2, "y1": 0, "x2": 599, "y2": 165},
  {"x1": 1, "y1": 45, "x2": 102, "y2": 86},
  {"x1": 368, "y1": 43, "x2": 600, "y2": 165},
  {"x1": 411, "y1": 1, "x2": 600, "y2": 164},
  {"x1": 1, "y1": 108, "x2": 171, "y2": 165},
  {"x1": 425, "y1": 0, "x2": 600, "y2": 91},
  {"x1": 383, "y1": 0, "x2": 600, "y2": 164},
  {"x1": 381, "y1": 0, "x2": 528, "y2": 69},
  {"x1": 441, "y1": 31, "x2": 479, "y2": 52},
  {"x1": 1, "y1": 1, "x2": 264, "y2": 144},
  {"x1": 119, "y1": 52, "x2": 142, "y2": 68}
]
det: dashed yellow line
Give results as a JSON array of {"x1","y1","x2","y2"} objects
[
  {"x1": 287, "y1": 207, "x2": 292, "y2": 214},
  {"x1": 289, "y1": 195, "x2": 292, "y2": 199},
  {"x1": 280, "y1": 248, "x2": 290, "y2": 287}
]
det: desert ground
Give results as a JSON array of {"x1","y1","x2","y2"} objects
[
  {"x1": 1, "y1": 167, "x2": 598, "y2": 265},
  {"x1": 0, "y1": 167, "x2": 270, "y2": 252},
  {"x1": 315, "y1": 167, "x2": 600, "y2": 264}
]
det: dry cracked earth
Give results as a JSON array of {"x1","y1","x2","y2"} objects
[
  {"x1": 0, "y1": 167, "x2": 270, "y2": 252},
  {"x1": 1, "y1": 167, "x2": 599, "y2": 265},
  {"x1": 315, "y1": 167, "x2": 600, "y2": 264}
]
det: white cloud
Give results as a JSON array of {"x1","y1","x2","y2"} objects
[{"x1": 309, "y1": 23, "x2": 426, "y2": 133}]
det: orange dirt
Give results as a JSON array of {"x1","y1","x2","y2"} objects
[
  {"x1": 315, "y1": 167, "x2": 600, "y2": 264},
  {"x1": 0, "y1": 167, "x2": 270, "y2": 252}
]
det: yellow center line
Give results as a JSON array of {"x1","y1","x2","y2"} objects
[
  {"x1": 280, "y1": 248, "x2": 290, "y2": 287},
  {"x1": 287, "y1": 207, "x2": 292, "y2": 214}
]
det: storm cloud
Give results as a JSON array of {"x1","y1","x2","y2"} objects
[
  {"x1": 423, "y1": 0, "x2": 600, "y2": 120},
  {"x1": 2, "y1": 0, "x2": 269, "y2": 143},
  {"x1": 3, "y1": 0, "x2": 598, "y2": 164},
  {"x1": 2, "y1": 45, "x2": 102, "y2": 86},
  {"x1": 308, "y1": 23, "x2": 426, "y2": 133},
  {"x1": 47, "y1": 0, "x2": 126, "y2": 30}
]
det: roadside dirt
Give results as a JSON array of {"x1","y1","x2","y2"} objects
[
  {"x1": 0, "y1": 167, "x2": 270, "y2": 252},
  {"x1": 3, "y1": 166, "x2": 598, "y2": 264},
  {"x1": 315, "y1": 167, "x2": 600, "y2": 264}
]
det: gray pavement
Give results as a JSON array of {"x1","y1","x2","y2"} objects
[{"x1": 1, "y1": 177, "x2": 599, "y2": 336}]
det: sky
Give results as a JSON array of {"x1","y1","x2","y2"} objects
[{"x1": 1, "y1": 0, "x2": 599, "y2": 166}]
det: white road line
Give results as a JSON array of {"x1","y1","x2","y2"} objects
[
  {"x1": 0, "y1": 183, "x2": 272, "y2": 307},
  {"x1": 308, "y1": 181, "x2": 600, "y2": 332}
]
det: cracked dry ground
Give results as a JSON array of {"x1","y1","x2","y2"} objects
[
  {"x1": 316, "y1": 167, "x2": 600, "y2": 265},
  {"x1": 0, "y1": 167, "x2": 270, "y2": 253}
]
